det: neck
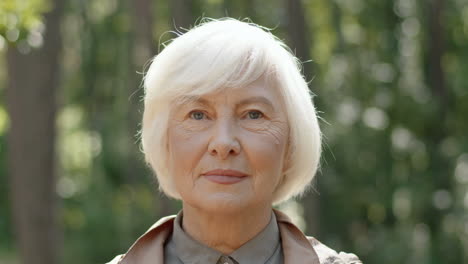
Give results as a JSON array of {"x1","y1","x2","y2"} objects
[{"x1": 181, "y1": 203, "x2": 272, "y2": 255}]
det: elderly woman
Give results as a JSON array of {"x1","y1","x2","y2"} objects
[{"x1": 108, "y1": 18, "x2": 361, "y2": 264}]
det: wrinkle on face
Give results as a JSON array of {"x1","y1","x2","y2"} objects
[
  {"x1": 173, "y1": 120, "x2": 209, "y2": 138},
  {"x1": 241, "y1": 118, "x2": 288, "y2": 146},
  {"x1": 170, "y1": 95, "x2": 288, "y2": 139},
  {"x1": 166, "y1": 77, "x2": 290, "y2": 212}
]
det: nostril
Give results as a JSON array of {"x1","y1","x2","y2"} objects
[{"x1": 208, "y1": 146, "x2": 239, "y2": 158}]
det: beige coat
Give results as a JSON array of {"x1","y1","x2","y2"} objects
[{"x1": 107, "y1": 209, "x2": 362, "y2": 264}]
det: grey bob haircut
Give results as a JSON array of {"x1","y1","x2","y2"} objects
[{"x1": 140, "y1": 18, "x2": 322, "y2": 205}]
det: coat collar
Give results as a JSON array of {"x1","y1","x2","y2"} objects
[
  {"x1": 112, "y1": 209, "x2": 320, "y2": 264},
  {"x1": 274, "y1": 209, "x2": 320, "y2": 264}
]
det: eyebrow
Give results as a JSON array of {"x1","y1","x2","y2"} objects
[
  {"x1": 235, "y1": 96, "x2": 275, "y2": 111},
  {"x1": 179, "y1": 95, "x2": 276, "y2": 111}
]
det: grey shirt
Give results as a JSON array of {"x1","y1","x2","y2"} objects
[{"x1": 164, "y1": 211, "x2": 284, "y2": 264}]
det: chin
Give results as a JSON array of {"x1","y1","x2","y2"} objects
[{"x1": 192, "y1": 192, "x2": 253, "y2": 213}]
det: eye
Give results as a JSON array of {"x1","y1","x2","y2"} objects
[
  {"x1": 189, "y1": 111, "x2": 206, "y2": 120},
  {"x1": 247, "y1": 110, "x2": 264, "y2": 119}
]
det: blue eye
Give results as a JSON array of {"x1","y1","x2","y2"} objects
[
  {"x1": 190, "y1": 111, "x2": 205, "y2": 120},
  {"x1": 248, "y1": 111, "x2": 263, "y2": 119}
]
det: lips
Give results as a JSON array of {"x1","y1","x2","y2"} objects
[{"x1": 202, "y1": 169, "x2": 248, "y2": 184}]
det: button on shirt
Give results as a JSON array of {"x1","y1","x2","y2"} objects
[{"x1": 164, "y1": 212, "x2": 283, "y2": 264}]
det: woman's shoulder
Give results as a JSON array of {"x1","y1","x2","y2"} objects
[
  {"x1": 106, "y1": 254, "x2": 124, "y2": 264},
  {"x1": 306, "y1": 236, "x2": 362, "y2": 264},
  {"x1": 274, "y1": 209, "x2": 362, "y2": 264},
  {"x1": 105, "y1": 214, "x2": 177, "y2": 264}
]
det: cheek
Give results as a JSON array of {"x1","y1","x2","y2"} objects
[
  {"x1": 241, "y1": 122, "x2": 289, "y2": 178},
  {"x1": 166, "y1": 113, "x2": 213, "y2": 155},
  {"x1": 247, "y1": 139, "x2": 287, "y2": 173},
  {"x1": 241, "y1": 119, "x2": 288, "y2": 145},
  {"x1": 167, "y1": 123, "x2": 209, "y2": 182}
]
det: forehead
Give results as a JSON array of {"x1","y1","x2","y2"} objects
[{"x1": 177, "y1": 77, "x2": 284, "y2": 106}]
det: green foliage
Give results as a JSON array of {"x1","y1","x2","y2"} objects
[
  {"x1": 1, "y1": 0, "x2": 467, "y2": 263},
  {"x1": 0, "y1": 0, "x2": 51, "y2": 46}
]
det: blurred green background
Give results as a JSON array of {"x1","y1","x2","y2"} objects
[{"x1": 1, "y1": 0, "x2": 467, "y2": 263}]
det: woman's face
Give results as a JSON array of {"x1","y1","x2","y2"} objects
[{"x1": 167, "y1": 77, "x2": 289, "y2": 213}]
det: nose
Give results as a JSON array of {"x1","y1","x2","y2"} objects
[{"x1": 207, "y1": 118, "x2": 241, "y2": 159}]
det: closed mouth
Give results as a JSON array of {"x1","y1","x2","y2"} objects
[
  {"x1": 202, "y1": 169, "x2": 248, "y2": 177},
  {"x1": 202, "y1": 169, "x2": 248, "y2": 184}
]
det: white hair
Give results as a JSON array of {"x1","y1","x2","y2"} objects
[{"x1": 140, "y1": 18, "x2": 322, "y2": 205}]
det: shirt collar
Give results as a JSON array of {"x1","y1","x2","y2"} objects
[
  {"x1": 171, "y1": 211, "x2": 280, "y2": 264},
  {"x1": 230, "y1": 212, "x2": 280, "y2": 263}
]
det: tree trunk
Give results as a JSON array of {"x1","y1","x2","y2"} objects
[
  {"x1": 426, "y1": 0, "x2": 448, "y2": 186},
  {"x1": 6, "y1": 0, "x2": 64, "y2": 263},
  {"x1": 131, "y1": 0, "x2": 175, "y2": 217},
  {"x1": 285, "y1": 0, "x2": 319, "y2": 235},
  {"x1": 286, "y1": 0, "x2": 313, "y2": 82},
  {"x1": 170, "y1": 0, "x2": 195, "y2": 31},
  {"x1": 132, "y1": 0, "x2": 156, "y2": 66},
  {"x1": 428, "y1": 0, "x2": 447, "y2": 111},
  {"x1": 128, "y1": 0, "x2": 155, "y2": 185}
]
